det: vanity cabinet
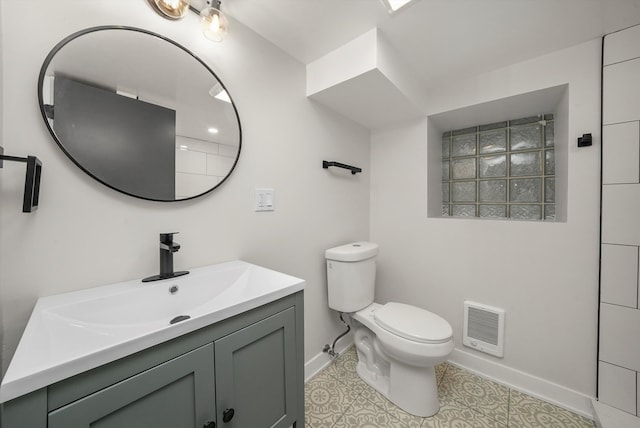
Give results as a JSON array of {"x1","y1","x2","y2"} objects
[
  {"x1": 48, "y1": 344, "x2": 216, "y2": 428},
  {"x1": 1, "y1": 292, "x2": 304, "y2": 428},
  {"x1": 215, "y1": 307, "x2": 297, "y2": 428}
]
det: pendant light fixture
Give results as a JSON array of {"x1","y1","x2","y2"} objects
[
  {"x1": 147, "y1": 0, "x2": 191, "y2": 20},
  {"x1": 199, "y1": 0, "x2": 229, "y2": 42}
]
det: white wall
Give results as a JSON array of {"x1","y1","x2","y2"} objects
[
  {"x1": 0, "y1": 0, "x2": 370, "y2": 373},
  {"x1": 371, "y1": 39, "x2": 602, "y2": 415}
]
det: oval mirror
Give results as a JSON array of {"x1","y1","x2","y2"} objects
[{"x1": 38, "y1": 26, "x2": 241, "y2": 201}]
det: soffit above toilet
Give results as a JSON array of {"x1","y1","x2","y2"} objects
[{"x1": 306, "y1": 29, "x2": 424, "y2": 130}]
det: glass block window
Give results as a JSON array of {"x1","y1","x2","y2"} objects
[{"x1": 442, "y1": 115, "x2": 555, "y2": 221}]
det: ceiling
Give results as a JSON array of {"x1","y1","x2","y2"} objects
[{"x1": 219, "y1": 0, "x2": 640, "y2": 89}]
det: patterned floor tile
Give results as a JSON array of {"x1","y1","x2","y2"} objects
[
  {"x1": 435, "y1": 362, "x2": 450, "y2": 385},
  {"x1": 324, "y1": 347, "x2": 369, "y2": 393},
  {"x1": 421, "y1": 399, "x2": 507, "y2": 428},
  {"x1": 333, "y1": 395, "x2": 411, "y2": 428},
  {"x1": 305, "y1": 349, "x2": 597, "y2": 428},
  {"x1": 507, "y1": 390, "x2": 596, "y2": 428},
  {"x1": 358, "y1": 384, "x2": 424, "y2": 428},
  {"x1": 305, "y1": 369, "x2": 360, "y2": 428},
  {"x1": 438, "y1": 364, "x2": 510, "y2": 425}
]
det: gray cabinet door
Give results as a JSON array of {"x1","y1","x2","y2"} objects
[
  {"x1": 215, "y1": 307, "x2": 297, "y2": 428},
  {"x1": 48, "y1": 344, "x2": 215, "y2": 428}
]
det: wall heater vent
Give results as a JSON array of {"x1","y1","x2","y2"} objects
[{"x1": 463, "y1": 301, "x2": 505, "y2": 358}]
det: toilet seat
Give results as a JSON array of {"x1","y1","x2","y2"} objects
[{"x1": 374, "y1": 302, "x2": 452, "y2": 344}]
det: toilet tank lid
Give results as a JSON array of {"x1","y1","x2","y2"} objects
[
  {"x1": 325, "y1": 242, "x2": 379, "y2": 262},
  {"x1": 374, "y1": 302, "x2": 453, "y2": 344}
]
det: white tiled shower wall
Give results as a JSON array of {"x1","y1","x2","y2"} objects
[
  {"x1": 600, "y1": 24, "x2": 640, "y2": 418},
  {"x1": 175, "y1": 135, "x2": 237, "y2": 198}
]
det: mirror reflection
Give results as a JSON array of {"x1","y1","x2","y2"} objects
[{"x1": 39, "y1": 26, "x2": 241, "y2": 201}]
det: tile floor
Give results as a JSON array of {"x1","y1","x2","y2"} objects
[{"x1": 305, "y1": 347, "x2": 595, "y2": 428}]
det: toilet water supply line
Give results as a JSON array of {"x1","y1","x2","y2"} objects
[{"x1": 323, "y1": 313, "x2": 351, "y2": 359}]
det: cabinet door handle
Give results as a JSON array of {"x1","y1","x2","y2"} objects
[
  {"x1": 203, "y1": 422, "x2": 216, "y2": 428},
  {"x1": 222, "y1": 408, "x2": 235, "y2": 423}
]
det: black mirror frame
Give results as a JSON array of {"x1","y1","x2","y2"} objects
[{"x1": 38, "y1": 25, "x2": 242, "y2": 202}]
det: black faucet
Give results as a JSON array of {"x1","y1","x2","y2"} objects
[{"x1": 142, "y1": 232, "x2": 190, "y2": 282}]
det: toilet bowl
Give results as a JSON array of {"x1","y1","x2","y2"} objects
[
  {"x1": 325, "y1": 242, "x2": 454, "y2": 417},
  {"x1": 350, "y1": 302, "x2": 453, "y2": 417}
]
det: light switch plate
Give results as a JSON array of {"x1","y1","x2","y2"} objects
[{"x1": 255, "y1": 188, "x2": 274, "y2": 211}]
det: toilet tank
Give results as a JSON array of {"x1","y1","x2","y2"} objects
[{"x1": 325, "y1": 242, "x2": 378, "y2": 312}]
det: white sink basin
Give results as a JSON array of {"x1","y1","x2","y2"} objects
[
  {"x1": 0, "y1": 260, "x2": 304, "y2": 403},
  {"x1": 46, "y1": 263, "x2": 248, "y2": 326}
]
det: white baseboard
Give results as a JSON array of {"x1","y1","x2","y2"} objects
[
  {"x1": 592, "y1": 399, "x2": 640, "y2": 428},
  {"x1": 304, "y1": 339, "x2": 354, "y2": 382},
  {"x1": 449, "y1": 348, "x2": 595, "y2": 419}
]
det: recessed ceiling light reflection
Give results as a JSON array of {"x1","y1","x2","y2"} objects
[{"x1": 208, "y1": 127, "x2": 219, "y2": 134}]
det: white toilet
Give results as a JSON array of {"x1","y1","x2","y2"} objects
[{"x1": 325, "y1": 241, "x2": 454, "y2": 417}]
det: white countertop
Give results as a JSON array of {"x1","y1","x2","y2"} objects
[{"x1": 0, "y1": 260, "x2": 304, "y2": 403}]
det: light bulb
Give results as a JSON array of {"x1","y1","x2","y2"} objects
[
  {"x1": 151, "y1": 0, "x2": 190, "y2": 20},
  {"x1": 200, "y1": 6, "x2": 228, "y2": 42}
]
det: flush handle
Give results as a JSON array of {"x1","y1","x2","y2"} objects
[
  {"x1": 203, "y1": 421, "x2": 216, "y2": 428},
  {"x1": 222, "y1": 408, "x2": 235, "y2": 423}
]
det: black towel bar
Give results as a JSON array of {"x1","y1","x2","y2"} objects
[{"x1": 322, "y1": 160, "x2": 362, "y2": 175}]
